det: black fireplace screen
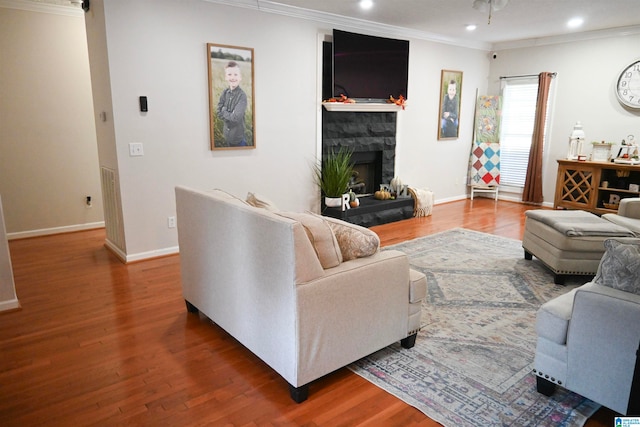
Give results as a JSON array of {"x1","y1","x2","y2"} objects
[{"x1": 349, "y1": 151, "x2": 382, "y2": 195}]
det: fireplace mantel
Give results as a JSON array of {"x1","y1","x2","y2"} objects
[{"x1": 322, "y1": 102, "x2": 404, "y2": 112}]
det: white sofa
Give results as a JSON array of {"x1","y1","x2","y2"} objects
[
  {"x1": 533, "y1": 237, "x2": 640, "y2": 415},
  {"x1": 175, "y1": 186, "x2": 426, "y2": 402}
]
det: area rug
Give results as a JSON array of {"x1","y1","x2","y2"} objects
[{"x1": 349, "y1": 228, "x2": 601, "y2": 427}]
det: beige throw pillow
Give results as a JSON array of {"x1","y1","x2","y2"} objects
[
  {"x1": 318, "y1": 215, "x2": 380, "y2": 261},
  {"x1": 277, "y1": 212, "x2": 342, "y2": 269}
]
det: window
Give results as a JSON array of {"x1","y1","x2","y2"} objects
[{"x1": 499, "y1": 79, "x2": 551, "y2": 187}]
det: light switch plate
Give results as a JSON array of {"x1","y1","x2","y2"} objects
[{"x1": 129, "y1": 142, "x2": 144, "y2": 157}]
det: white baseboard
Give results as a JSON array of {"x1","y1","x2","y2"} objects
[
  {"x1": 434, "y1": 195, "x2": 468, "y2": 204},
  {"x1": 104, "y1": 239, "x2": 179, "y2": 264},
  {"x1": 7, "y1": 222, "x2": 105, "y2": 240},
  {"x1": 0, "y1": 298, "x2": 20, "y2": 312},
  {"x1": 125, "y1": 246, "x2": 180, "y2": 263},
  {"x1": 104, "y1": 239, "x2": 127, "y2": 263}
]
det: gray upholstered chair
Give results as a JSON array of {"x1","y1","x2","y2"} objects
[
  {"x1": 533, "y1": 237, "x2": 640, "y2": 415},
  {"x1": 603, "y1": 197, "x2": 640, "y2": 236}
]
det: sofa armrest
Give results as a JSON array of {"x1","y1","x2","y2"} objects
[
  {"x1": 618, "y1": 197, "x2": 640, "y2": 219},
  {"x1": 566, "y1": 282, "x2": 640, "y2": 414},
  {"x1": 294, "y1": 249, "x2": 412, "y2": 386}
]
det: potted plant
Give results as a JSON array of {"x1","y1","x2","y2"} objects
[{"x1": 314, "y1": 147, "x2": 354, "y2": 207}]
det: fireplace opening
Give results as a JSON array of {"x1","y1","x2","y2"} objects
[{"x1": 349, "y1": 151, "x2": 383, "y2": 196}]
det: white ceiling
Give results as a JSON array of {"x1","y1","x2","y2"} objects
[
  {"x1": 261, "y1": 0, "x2": 640, "y2": 49},
  {"x1": 19, "y1": 0, "x2": 640, "y2": 50}
]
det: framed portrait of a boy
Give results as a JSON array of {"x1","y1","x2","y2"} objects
[
  {"x1": 207, "y1": 43, "x2": 255, "y2": 150},
  {"x1": 437, "y1": 70, "x2": 463, "y2": 140}
]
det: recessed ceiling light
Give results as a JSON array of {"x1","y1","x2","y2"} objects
[
  {"x1": 567, "y1": 17, "x2": 584, "y2": 28},
  {"x1": 466, "y1": 24, "x2": 477, "y2": 31},
  {"x1": 359, "y1": 0, "x2": 374, "y2": 10}
]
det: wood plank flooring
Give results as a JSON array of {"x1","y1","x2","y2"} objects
[{"x1": 1, "y1": 198, "x2": 617, "y2": 426}]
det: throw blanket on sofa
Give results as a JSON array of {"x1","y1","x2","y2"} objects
[{"x1": 526, "y1": 210, "x2": 635, "y2": 237}]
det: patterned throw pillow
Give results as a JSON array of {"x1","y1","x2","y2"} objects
[
  {"x1": 594, "y1": 238, "x2": 640, "y2": 294},
  {"x1": 320, "y1": 215, "x2": 380, "y2": 261}
]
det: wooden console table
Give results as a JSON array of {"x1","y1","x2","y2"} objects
[{"x1": 554, "y1": 159, "x2": 640, "y2": 214}]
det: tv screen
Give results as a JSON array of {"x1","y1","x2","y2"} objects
[{"x1": 333, "y1": 29, "x2": 409, "y2": 102}]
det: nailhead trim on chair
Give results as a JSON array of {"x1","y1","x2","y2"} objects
[{"x1": 532, "y1": 368, "x2": 563, "y2": 385}]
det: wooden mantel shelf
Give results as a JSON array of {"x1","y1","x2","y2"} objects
[{"x1": 322, "y1": 102, "x2": 404, "y2": 112}]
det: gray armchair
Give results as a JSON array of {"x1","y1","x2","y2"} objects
[
  {"x1": 603, "y1": 197, "x2": 640, "y2": 236},
  {"x1": 533, "y1": 237, "x2": 640, "y2": 415}
]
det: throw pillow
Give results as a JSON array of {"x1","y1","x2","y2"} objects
[
  {"x1": 317, "y1": 214, "x2": 380, "y2": 261},
  {"x1": 246, "y1": 192, "x2": 279, "y2": 212},
  {"x1": 594, "y1": 238, "x2": 640, "y2": 295},
  {"x1": 277, "y1": 212, "x2": 342, "y2": 269}
]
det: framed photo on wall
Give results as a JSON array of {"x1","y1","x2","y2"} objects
[
  {"x1": 437, "y1": 69, "x2": 463, "y2": 140},
  {"x1": 207, "y1": 43, "x2": 255, "y2": 150}
]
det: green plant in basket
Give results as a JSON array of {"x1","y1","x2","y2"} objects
[{"x1": 314, "y1": 147, "x2": 354, "y2": 198}]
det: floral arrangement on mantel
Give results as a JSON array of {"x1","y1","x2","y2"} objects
[
  {"x1": 388, "y1": 95, "x2": 406, "y2": 109},
  {"x1": 322, "y1": 94, "x2": 407, "y2": 110},
  {"x1": 324, "y1": 94, "x2": 355, "y2": 103}
]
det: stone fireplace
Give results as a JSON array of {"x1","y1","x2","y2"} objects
[
  {"x1": 321, "y1": 110, "x2": 413, "y2": 226},
  {"x1": 322, "y1": 110, "x2": 396, "y2": 192}
]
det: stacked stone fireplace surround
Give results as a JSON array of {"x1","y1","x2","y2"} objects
[{"x1": 322, "y1": 110, "x2": 414, "y2": 227}]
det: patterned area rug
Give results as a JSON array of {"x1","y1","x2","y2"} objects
[{"x1": 349, "y1": 228, "x2": 601, "y2": 427}]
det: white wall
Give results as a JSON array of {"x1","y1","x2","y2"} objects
[
  {"x1": 397, "y1": 41, "x2": 490, "y2": 200},
  {"x1": 7, "y1": 0, "x2": 639, "y2": 261},
  {"x1": 0, "y1": 4, "x2": 103, "y2": 237},
  {"x1": 86, "y1": 0, "x2": 490, "y2": 260},
  {"x1": 488, "y1": 34, "x2": 640, "y2": 204}
]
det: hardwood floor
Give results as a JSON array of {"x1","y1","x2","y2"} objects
[{"x1": 1, "y1": 198, "x2": 617, "y2": 426}]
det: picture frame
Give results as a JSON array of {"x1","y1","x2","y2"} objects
[
  {"x1": 591, "y1": 142, "x2": 612, "y2": 162},
  {"x1": 437, "y1": 69, "x2": 463, "y2": 140},
  {"x1": 207, "y1": 43, "x2": 255, "y2": 150}
]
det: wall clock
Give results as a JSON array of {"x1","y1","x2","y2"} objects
[{"x1": 616, "y1": 59, "x2": 640, "y2": 109}]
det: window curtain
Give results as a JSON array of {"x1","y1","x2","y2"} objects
[{"x1": 522, "y1": 72, "x2": 553, "y2": 204}]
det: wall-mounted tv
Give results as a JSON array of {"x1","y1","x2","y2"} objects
[{"x1": 332, "y1": 29, "x2": 409, "y2": 102}]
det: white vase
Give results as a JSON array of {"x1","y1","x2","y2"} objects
[{"x1": 324, "y1": 196, "x2": 342, "y2": 207}]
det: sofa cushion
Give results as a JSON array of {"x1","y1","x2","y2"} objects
[
  {"x1": 602, "y1": 213, "x2": 640, "y2": 236},
  {"x1": 277, "y1": 212, "x2": 342, "y2": 269},
  {"x1": 246, "y1": 192, "x2": 279, "y2": 212},
  {"x1": 593, "y1": 238, "x2": 640, "y2": 295},
  {"x1": 319, "y1": 215, "x2": 380, "y2": 261},
  {"x1": 525, "y1": 209, "x2": 634, "y2": 237}
]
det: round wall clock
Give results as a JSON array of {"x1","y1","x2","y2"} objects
[{"x1": 616, "y1": 59, "x2": 640, "y2": 109}]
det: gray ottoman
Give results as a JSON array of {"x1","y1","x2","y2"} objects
[{"x1": 522, "y1": 210, "x2": 634, "y2": 284}]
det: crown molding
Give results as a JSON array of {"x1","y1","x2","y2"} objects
[
  {"x1": 492, "y1": 25, "x2": 640, "y2": 51},
  {"x1": 207, "y1": 0, "x2": 640, "y2": 52},
  {"x1": 0, "y1": 0, "x2": 82, "y2": 17},
  {"x1": 204, "y1": 0, "x2": 493, "y2": 51}
]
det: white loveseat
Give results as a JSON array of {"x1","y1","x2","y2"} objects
[{"x1": 175, "y1": 186, "x2": 426, "y2": 402}]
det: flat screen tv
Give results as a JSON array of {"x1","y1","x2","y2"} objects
[{"x1": 332, "y1": 29, "x2": 409, "y2": 102}]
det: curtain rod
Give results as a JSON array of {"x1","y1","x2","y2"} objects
[{"x1": 500, "y1": 72, "x2": 557, "y2": 80}]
